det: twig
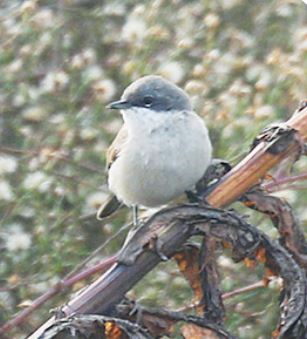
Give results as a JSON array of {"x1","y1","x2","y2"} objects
[
  {"x1": 263, "y1": 172, "x2": 307, "y2": 191},
  {"x1": 176, "y1": 279, "x2": 267, "y2": 312},
  {"x1": 222, "y1": 280, "x2": 266, "y2": 300},
  {"x1": 0, "y1": 146, "x2": 101, "y2": 173}
]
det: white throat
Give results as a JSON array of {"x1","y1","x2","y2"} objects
[{"x1": 122, "y1": 107, "x2": 187, "y2": 135}]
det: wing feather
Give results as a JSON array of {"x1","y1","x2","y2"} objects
[{"x1": 106, "y1": 126, "x2": 128, "y2": 170}]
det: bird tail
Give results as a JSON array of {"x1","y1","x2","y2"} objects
[{"x1": 96, "y1": 194, "x2": 122, "y2": 220}]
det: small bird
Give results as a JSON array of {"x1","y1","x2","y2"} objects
[{"x1": 97, "y1": 75, "x2": 212, "y2": 225}]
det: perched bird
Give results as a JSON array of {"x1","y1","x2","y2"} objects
[{"x1": 97, "y1": 75, "x2": 212, "y2": 225}]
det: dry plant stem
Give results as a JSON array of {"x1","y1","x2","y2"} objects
[
  {"x1": 207, "y1": 105, "x2": 307, "y2": 207},
  {"x1": 177, "y1": 279, "x2": 267, "y2": 312},
  {"x1": 222, "y1": 280, "x2": 266, "y2": 300},
  {"x1": 199, "y1": 238, "x2": 224, "y2": 324},
  {"x1": 264, "y1": 172, "x2": 307, "y2": 191}
]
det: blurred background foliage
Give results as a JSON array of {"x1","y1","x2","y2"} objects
[{"x1": 0, "y1": 0, "x2": 306, "y2": 338}]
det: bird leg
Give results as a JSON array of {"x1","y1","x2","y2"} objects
[{"x1": 132, "y1": 205, "x2": 139, "y2": 226}]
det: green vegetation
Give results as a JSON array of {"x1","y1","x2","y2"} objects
[{"x1": 0, "y1": 0, "x2": 306, "y2": 337}]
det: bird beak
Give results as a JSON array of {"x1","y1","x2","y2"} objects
[{"x1": 106, "y1": 100, "x2": 131, "y2": 110}]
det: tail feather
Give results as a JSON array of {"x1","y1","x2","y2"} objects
[{"x1": 96, "y1": 195, "x2": 122, "y2": 220}]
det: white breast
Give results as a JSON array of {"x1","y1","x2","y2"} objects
[{"x1": 108, "y1": 108, "x2": 212, "y2": 207}]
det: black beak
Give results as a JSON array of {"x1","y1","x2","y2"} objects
[{"x1": 106, "y1": 100, "x2": 131, "y2": 110}]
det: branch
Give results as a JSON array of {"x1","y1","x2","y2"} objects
[{"x1": 207, "y1": 102, "x2": 307, "y2": 207}]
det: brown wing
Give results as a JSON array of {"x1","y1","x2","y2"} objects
[
  {"x1": 106, "y1": 125, "x2": 128, "y2": 171},
  {"x1": 97, "y1": 126, "x2": 128, "y2": 220}
]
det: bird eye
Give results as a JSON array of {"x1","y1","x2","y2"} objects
[{"x1": 143, "y1": 95, "x2": 153, "y2": 107}]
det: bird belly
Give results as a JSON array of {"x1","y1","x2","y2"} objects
[{"x1": 108, "y1": 120, "x2": 211, "y2": 207}]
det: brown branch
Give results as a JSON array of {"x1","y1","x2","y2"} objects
[
  {"x1": 222, "y1": 280, "x2": 267, "y2": 300},
  {"x1": 207, "y1": 103, "x2": 307, "y2": 207},
  {"x1": 263, "y1": 172, "x2": 307, "y2": 191},
  {"x1": 199, "y1": 238, "x2": 224, "y2": 324},
  {"x1": 242, "y1": 188, "x2": 307, "y2": 267}
]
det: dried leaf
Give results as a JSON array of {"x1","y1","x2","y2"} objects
[
  {"x1": 256, "y1": 246, "x2": 266, "y2": 263},
  {"x1": 174, "y1": 245, "x2": 203, "y2": 304},
  {"x1": 105, "y1": 321, "x2": 122, "y2": 339},
  {"x1": 244, "y1": 257, "x2": 257, "y2": 268}
]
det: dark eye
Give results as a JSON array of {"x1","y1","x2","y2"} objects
[{"x1": 143, "y1": 95, "x2": 154, "y2": 107}]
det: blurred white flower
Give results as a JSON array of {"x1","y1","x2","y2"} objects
[
  {"x1": 0, "y1": 156, "x2": 17, "y2": 174},
  {"x1": 246, "y1": 64, "x2": 270, "y2": 82},
  {"x1": 177, "y1": 37, "x2": 194, "y2": 49},
  {"x1": 40, "y1": 71, "x2": 69, "y2": 93},
  {"x1": 254, "y1": 105, "x2": 274, "y2": 120},
  {"x1": 218, "y1": 255, "x2": 234, "y2": 268},
  {"x1": 212, "y1": 52, "x2": 236, "y2": 77},
  {"x1": 22, "y1": 106, "x2": 47, "y2": 122},
  {"x1": 220, "y1": 0, "x2": 242, "y2": 9},
  {"x1": 103, "y1": 2, "x2": 126, "y2": 16},
  {"x1": 13, "y1": 93, "x2": 26, "y2": 107},
  {"x1": 3, "y1": 18, "x2": 23, "y2": 36},
  {"x1": 30, "y1": 8, "x2": 54, "y2": 29},
  {"x1": 92, "y1": 79, "x2": 116, "y2": 102},
  {"x1": 158, "y1": 61, "x2": 185, "y2": 84},
  {"x1": 218, "y1": 92, "x2": 238, "y2": 112},
  {"x1": 204, "y1": 13, "x2": 220, "y2": 29},
  {"x1": 80, "y1": 127, "x2": 99, "y2": 141},
  {"x1": 0, "y1": 181, "x2": 14, "y2": 201},
  {"x1": 229, "y1": 79, "x2": 251, "y2": 97},
  {"x1": 206, "y1": 49, "x2": 221, "y2": 61},
  {"x1": 93, "y1": 140, "x2": 109, "y2": 153},
  {"x1": 18, "y1": 207, "x2": 35, "y2": 218},
  {"x1": 19, "y1": 44, "x2": 32, "y2": 57},
  {"x1": 5, "y1": 224, "x2": 32, "y2": 251},
  {"x1": 50, "y1": 113, "x2": 66, "y2": 125},
  {"x1": 192, "y1": 64, "x2": 206, "y2": 77},
  {"x1": 83, "y1": 65, "x2": 104, "y2": 82},
  {"x1": 72, "y1": 49, "x2": 97, "y2": 69},
  {"x1": 256, "y1": 73, "x2": 272, "y2": 90},
  {"x1": 86, "y1": 191, "x2": 109, "y2": 210},
  {"x1": 19, "y1": 0, "x2": 37, "y2": 15},
  {"x1": 122, "y1": 15, "x2": 147, "y2": 42},
  {"x1": 276, "y1": 4, "x2": 293, "y2": 17},
  {"x1": 23, "y1": 171, "x2": 51, "y2": 192},
  {"x1": 39, "y1": 32, "x2": 53, "y2": 46},
  {"x1": 184, "y1": 80, "x2": 206, "y2": 95},
  {"x1": 7, "y1": 59, "x2": 23, "y2": 74}
]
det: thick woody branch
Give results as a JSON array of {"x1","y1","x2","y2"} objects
[{"x1": 207, "y1": 103, "x2": 307, "y2": 207}]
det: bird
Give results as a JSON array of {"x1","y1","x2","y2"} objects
[{"x1": 97, "y1": 75, "x2": 212, "y2": 225}]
